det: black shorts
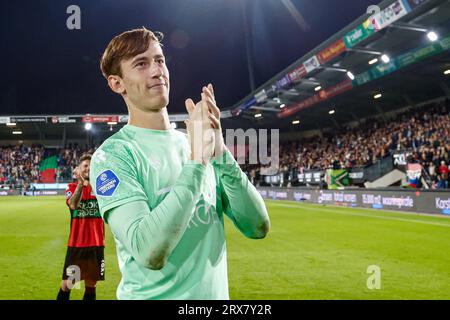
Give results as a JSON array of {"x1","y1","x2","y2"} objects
[{"x1": 62, "y1": 246, "x2": 105, "y2": 281}]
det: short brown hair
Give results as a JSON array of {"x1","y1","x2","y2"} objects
[
  {"x1": 100, "y1": 27, "x2": 163, "y2": 79},
  {"x1": 79, "y1": 153, "x2": 92, "y2": 164}
]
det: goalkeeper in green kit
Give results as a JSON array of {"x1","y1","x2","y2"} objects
[{"x1": 90, "y1": 27, "x2": 270, "y2": 300}]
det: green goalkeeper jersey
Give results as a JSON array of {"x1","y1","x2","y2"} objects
[{"x1": 90, "y1": 124, "x2": 269, "y2": 300}]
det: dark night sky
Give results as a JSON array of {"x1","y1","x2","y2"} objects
[{"x1": 0, "y1": 0, "x2": 376, "y2": 116}]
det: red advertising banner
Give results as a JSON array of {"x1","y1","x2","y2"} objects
[
  {"x1": 320, "y1": 79, "x2": 353, "y2": 100},
  {"x1": 317, "y1": 38, "x2": 347, "y2": 64},
  {"x1": 278, "y1": 79, "x2": 353, "y2": 118},
  {"x1": 82, "y1": 116, "x2": 119, "y2": 123},
  {"x1": 278, "y1": 95, "x2": 321, "y2": 118}
]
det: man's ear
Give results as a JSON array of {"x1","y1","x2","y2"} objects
[{"x1": 107, "y1": 75, "x2": 126, "y2": 95}]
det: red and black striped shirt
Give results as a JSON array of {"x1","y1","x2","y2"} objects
[{"x1": 65, "y1": 182, "x2": 104, "y2": 248}]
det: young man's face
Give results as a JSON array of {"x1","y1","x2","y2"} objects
[
  {"x1": 79, "y1": 160, "x2": 90, "y2": 180},
  {"x1": 118, "y1": 41, "x2": 170, "y2": 111}
]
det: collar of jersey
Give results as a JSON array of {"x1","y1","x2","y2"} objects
[{"x1": 124, "y1": 124, "x2": 176, "y2": 135}]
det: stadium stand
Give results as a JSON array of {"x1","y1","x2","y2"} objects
[
  {"x1": 1, "y1": 0, "x2": 449, "y2": 193},
  {"x1": 241, "y1": 99, "x2": 450, "y2": 189},
  {"x1": 1, "y1": 99, "x2": 449, "y2": 191},
  {"x1": 0, "y1": 144, "x2": 94, "y2": 190}
]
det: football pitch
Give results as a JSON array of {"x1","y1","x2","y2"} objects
[{"x1": 1, "y1": 196, "x2": 450, "y2": 300}]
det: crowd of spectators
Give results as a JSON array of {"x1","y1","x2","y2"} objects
[
  {"x1": 54, "y1": 144, "x2": 95, "y2": 182},
  {"x1": 0, "y1": 144, "x2": 93, "y2": 190},
  {"x1": 1, "y1": 100, "x2": 449, "y2": 190},
  {"x1": 241, "y1": 99, "x2": 450, "y2": 189},
  {"x1": 0, "y1": 145, "x2": 44, "y2": 190}
]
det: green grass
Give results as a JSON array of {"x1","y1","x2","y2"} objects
[{"x1": 1, "y1": 196, "x2": 450, "y2": 300}]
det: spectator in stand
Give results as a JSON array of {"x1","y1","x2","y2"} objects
[
  {"x1": 428, "y1": 162, "x2": 437, "y2": 179},
  {"x1": 436, "y1": 174, "x2": 447, "y2": 189},
  {"x1": 438, "y1": 161, "x2": 449, "y2": 188}
]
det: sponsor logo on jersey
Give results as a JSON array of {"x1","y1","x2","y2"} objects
[
  {"x1": 72, "y1": 200, "x2": 101, "y2": 218},
  {"x1": 96, "y1": 170, "x2": 120, "y2": 197},
  {"x1": 66, "y1": 191, "x2": 72, "y2": 199}
]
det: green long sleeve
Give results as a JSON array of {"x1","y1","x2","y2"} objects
[
  {"x1": 212, "y1": 149, "x2": 270, "y2": 239},
  {"x1": 106, "y1": 162, "x2": 206, "y2": 270}
]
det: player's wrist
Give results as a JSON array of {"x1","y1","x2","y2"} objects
[{"x1": 189, "y1": 154, "x2": 207, "y2": 166}]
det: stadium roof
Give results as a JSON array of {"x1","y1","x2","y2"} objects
[{"x1": 228, "y1": 0, "x2": 450, "y2": 131}]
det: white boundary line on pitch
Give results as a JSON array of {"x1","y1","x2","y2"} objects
[{"x1": 267, "y1": 202, "x2": 450, "y2": 228}]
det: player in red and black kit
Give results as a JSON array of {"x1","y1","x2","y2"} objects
[{"x1": 57, "y1": 153, "x2": 105, "y2": 300}]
